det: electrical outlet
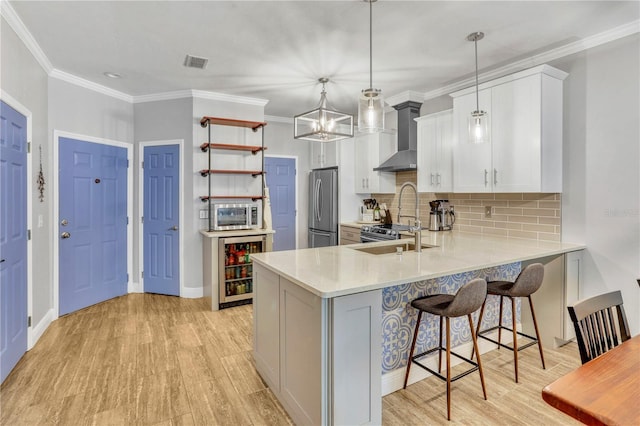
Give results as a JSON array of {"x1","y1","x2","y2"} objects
[
  {"x1": 199, "y1": 209, "x2": 208, "y2": 219},
  {"x1": 485, "y1": 206, "x2": 492, "y2": 218}
]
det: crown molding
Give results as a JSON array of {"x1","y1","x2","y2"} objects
[
  {"x1": 1, "y1": 0, "x2": 53, "y2": 73},
  {"x1": 423, "y1": 19, "x2": 640, "y2": 101},
  {"x1": 264, "y1": 115, "x2": 293, "y2": 124},
  {"x1": 49, "y1": 69, "x2": 134, "y2": 103},
  {"x1": 385, "y1": 90, "x2": 425, "y2": 107},
  {"x1": 132, "y1": 90, "x2": 193, "y2": 104},
  {"x1": 191, "y1": 90, "x2": 269, "y2": 106},
  {"x1": 133, "y1": 89, "x2": 270, "y2": 107}
]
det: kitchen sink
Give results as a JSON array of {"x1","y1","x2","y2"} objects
[{"x1": 351, "y1": 241, "x2": 436, "y2": 255}]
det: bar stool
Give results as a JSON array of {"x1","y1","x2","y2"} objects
[
  {"x1": 475, "y1": 263, "x2": 546, "y2": 383},
  {"x1": 403, "y1": 278, "x2": 487, "y2": 421}
]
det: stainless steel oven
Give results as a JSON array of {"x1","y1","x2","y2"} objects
[{"x1": 360, "y1": 224, "x2": 411, "y2": 242}]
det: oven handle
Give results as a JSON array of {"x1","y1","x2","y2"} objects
[{"x1": 360, "y1": 235, "x2": 388, "y2": 243}]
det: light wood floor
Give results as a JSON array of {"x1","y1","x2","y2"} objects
[{"x1": 0, "y1": 294, "x2": 582, "y2": 425}]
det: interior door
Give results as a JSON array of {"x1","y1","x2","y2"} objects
[
  {"x1": 59, "y1": 137, "x2": 127, "y2": 315},
  {"x1": 0, "y1": 101, "x2": 28, "y2": 383},
  {"x1": 143, "y1": 144, "x2": 179, "y2": 296},
  {"x1": 265, "y1": 157, "x2": 296, "y2": 251}
]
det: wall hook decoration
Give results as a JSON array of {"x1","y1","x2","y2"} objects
[{"x1": 37, "y1": 145, "x2": 45, "y2": 202}]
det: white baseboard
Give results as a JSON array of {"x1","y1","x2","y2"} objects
[
  {"x1": 129, "y1": 281, "x2": 143, "y2": 293},
  {"x1": 28, "y1": 308, "x2": 55, "y2": 350},
  {"x1": 181, "y1": 286, "x2": 203, "y2": 298},
  {"x1": 382, "y1": 326, "x2": 519, "y2": 396}
]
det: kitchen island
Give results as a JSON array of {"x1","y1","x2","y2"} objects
[{"x1": 251, "y1": 232, "x2": 584, "y2": 425}]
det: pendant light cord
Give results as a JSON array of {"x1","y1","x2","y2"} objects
[
  {"x1": 369, "y1": 0, "x2": 373, "y2": 89},
  {"x1": 474, "y1": 37, "x2": 479, "y2": 112}
]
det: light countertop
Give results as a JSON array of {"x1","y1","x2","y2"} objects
[{"x1": 251, "y1": 231, "x2": 585, "y2": 298}]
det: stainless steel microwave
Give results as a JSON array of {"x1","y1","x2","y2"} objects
[{"x1": 212, "y1": 203, "x2": 261, "y2": 231}]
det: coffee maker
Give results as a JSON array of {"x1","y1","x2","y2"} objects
[{"x1": 429, "y1": 200, "x2": 455, "y2": 231}]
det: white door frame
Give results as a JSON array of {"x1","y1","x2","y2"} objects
[
  {"x1": 137, "y1": 139, "x2": 184, "y2": 296},
  {"x1": 52, "y1": 130, "x2": 133, "y2": 319},
  {"x1": 265, "y1": 154, "x2": 298, "y2": 250},
  {"x1": 0, "y1": 91, "x2": 33, "y2": 348}
]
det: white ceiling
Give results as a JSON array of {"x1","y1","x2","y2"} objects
[{"x1": 7, "y1": 1, "x2": 640, "y2": 118}]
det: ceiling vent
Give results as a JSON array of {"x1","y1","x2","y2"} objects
[{"x1": 183, "y1": 54, "x2": 209, "y2": 69}]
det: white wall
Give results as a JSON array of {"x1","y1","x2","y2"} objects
[
  {"x1": 1, "y1": 17, "x2": 50, "y2": 327},
  {"x1": 555, "y1": 34, "x2": 640, "y2": 334},
  {"x1": 263, "y1": 120, "x2": 310, "y2": 249},
  {"x1": 133, "y1": 98, "x2": 192, "y2": 288}
]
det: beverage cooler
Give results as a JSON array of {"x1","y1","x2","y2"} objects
[{"x1": 218, "y1": 234, "x2": 266, "y2": 308}]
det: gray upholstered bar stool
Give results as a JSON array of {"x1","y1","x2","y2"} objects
[
  {"x1": 403, "y1": 278, "x2": 488, "y2": 421},
  {"x1": 474, "y1": 263, "x2": 546, "y2": 383}
]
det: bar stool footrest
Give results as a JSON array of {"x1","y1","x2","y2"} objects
[
  {"x1": 411, "y1": 347, "x2": 480, "y2": 383},
  {"x1": 477, "y1": 325, "x2": 539, "y2": 352}
]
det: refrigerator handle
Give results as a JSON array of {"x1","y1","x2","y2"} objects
[{"x1": 317, "y1": 179, "x2": 322, "y2": 222}]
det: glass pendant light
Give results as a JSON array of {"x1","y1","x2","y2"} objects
[
  {"x1": 294, "y1": 77, "x2": 354, "y2": 142},
  {"x1": 467, "y1": 31, "x2": 489, "y2": 144},
  {"x1": 358, "y1": 0, "x2": 384, "y2": 133}
]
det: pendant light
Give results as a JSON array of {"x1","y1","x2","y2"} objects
[
  {"x1": 294, "y1": 77, "x2": 354, "y2": 142},
  {"x1": 467, "y1": 31, "x2": 489, "y2": 144},
  {"x1": 358, "y1": 0, "x2": 384, "y2": 133}
]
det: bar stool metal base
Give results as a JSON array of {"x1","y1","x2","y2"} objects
[
  {"x1": 475, "y1": 294, "x2": 546, "y2": 383},
  {"x1": 410, "y1": 346, "x2": 481, "y2": 383}
]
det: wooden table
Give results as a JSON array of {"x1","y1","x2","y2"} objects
[{"x1": 542, "y1": 335, "x2": 640, "y2": 425}]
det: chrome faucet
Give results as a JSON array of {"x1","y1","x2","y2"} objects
[{"x1": 397, "y1": 182, "x2": 422, "y2": 252}]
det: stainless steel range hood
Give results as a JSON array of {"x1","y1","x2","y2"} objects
[{"x1": 373, "y1": 101, "x2": 422, "y2": 172}]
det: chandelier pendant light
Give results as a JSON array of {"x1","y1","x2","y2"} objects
[
  {"x1": 294, "y1": 77, "x2": 354, "y2": 142},
  {"x1": 467, "y1": 31, "x2": 489, "y2": 144},
  {"x1": 358, "y1": 0, "x2": 384, "y2": 133}
]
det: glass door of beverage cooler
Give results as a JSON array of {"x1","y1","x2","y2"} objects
[{"x1": 218, "y1": 234, "x2": 266, "y2": 308}]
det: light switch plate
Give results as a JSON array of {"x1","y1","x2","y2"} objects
[{"x1": 199, "y1": 209, "x2": 208, "y2": 219}]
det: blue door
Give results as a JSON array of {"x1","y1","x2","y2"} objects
[
  {"x1": 265, "y1": 157, "x2": 296, "y2": 251},
  {"x1": 143, "y1": 145, "x2": 179, "y2": 296},
  {"x1": 59, "y1": 137, "x2": 127, "y2": 316},
  {"x1": 0, "y1": 101, "x2": 28, "y2": 383}
]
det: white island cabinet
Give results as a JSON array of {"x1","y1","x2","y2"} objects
[
  {"x1": 251, "y1": 232, "x2": 584, "y2": 426},
  {"x1": 451, "y1": 64, "x2": 567, "y2": 193},
  {"x1": 254, "y1": 263, "x2": 381, "y2": 425}
]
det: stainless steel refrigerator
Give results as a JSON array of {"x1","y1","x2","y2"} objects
[{"x1": 308, "y1": 167, "x2": 338, "y2": 247}]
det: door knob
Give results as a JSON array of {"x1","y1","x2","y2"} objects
[
  {"x1": 61, "y1": 232, "x2": 71, "y2": 239},
  {"x1": 0, "y1": 259, "x2": 5, "y2": 263},
  {"x1": 60, "y1": 219, "x2": 69, "y2": 226},
  {"x1": 170, "y1": 226, "x2": 179, "y2": 231}
]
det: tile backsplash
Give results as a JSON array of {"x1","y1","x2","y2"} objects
[{"x1": 373, "y1": 171, "x2": 561, "y2": 241}]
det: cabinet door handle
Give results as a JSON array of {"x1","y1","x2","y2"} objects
[
  {"x1": 494, "y1": 168, "x2": 498, "y2": 185},
  {"x1": 366, "y1": 178, "x2": 369, "y2": 189},
  {"x1": 436, "y1": 173, "x2": 442, "y2": 185},
  {"x1": 362, "y1": 178, "x2": 365, "y2": 189},
  {"x1": 430, "y1": 173, "x2": 435, "y2": 185},
  {"x1": 484, "y1": 169, "x2": 488, "y2": 187}
]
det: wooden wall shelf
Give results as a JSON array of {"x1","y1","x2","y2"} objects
[
  {"x1": 200, "y1": 195, "x2": 264, "y2": 202},
  {"x1": 200, "y1": 116, "x2": 267, "y2": 131},
  {"x1": 199, "y1": 143, "x2": 266, "y2": 154},
  {"x1": 199, "y1": 169, "x2": 263, "y2": 177}
]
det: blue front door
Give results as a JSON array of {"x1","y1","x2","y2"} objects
[
  {"x1": 143, "y1": 144, "x2": 179, "y2": 296},
  {"x1": 265, "y1": 157, "x2": 296, "y2": 251},
  {"x1": 59, "y1": 137, "x2": 128, "y2": 316},
  {"x1": 0, "y1": 101, "x2": 28, "y2": 383}
]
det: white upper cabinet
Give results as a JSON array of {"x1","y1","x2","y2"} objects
[
  {"x1": 354, "y1": 131, "x2": 396, "y2": 194},
  {"x1": 310, "y1": 141, "x2": 338, "y2": 169},
  {"x1": 451, "y1": 65, "x2": 567, "y2": 193},
  {"x1": 416, "y1": 110, "x2": 453, "y2": 192}
]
